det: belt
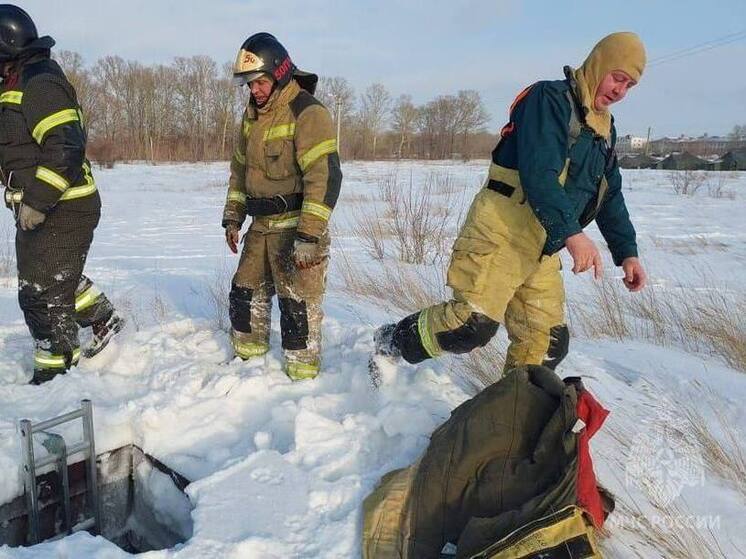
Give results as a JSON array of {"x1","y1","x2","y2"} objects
[
  {"x1": 245, "y1": 193, "x2": 303, "y2": 216},
  {"x1": 486, "y1": 179, "x2": 515, "y2": 197}
]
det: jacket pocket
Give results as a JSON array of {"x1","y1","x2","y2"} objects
[{"x1": 264, "y1": 139, "x2": 294, "y2": 180}]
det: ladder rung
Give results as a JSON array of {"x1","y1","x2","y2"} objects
[
  {"x1": 71, "y1": 517, "x2": 96, "y2": 532},
  {"x1": 32, "y1": 410, "x2": 85, "y2": 433},
  {"x1": 34, "y1": 441, "x2": 91, "y2": 470}
]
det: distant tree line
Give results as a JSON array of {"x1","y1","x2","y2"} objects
[{"x1": 53, "y1": 51, "x2": 496, "y2": 163}]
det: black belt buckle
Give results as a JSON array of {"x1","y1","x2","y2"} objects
[{"x1": 487, "y1": 179, "x2": 515, "y2": 198}]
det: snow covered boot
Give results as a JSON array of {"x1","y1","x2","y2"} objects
[
  {"x1": 373, "y1": 323, "x2": 401, "y2": 358},
  {"x1": 31, "y1": 368, "x2": 65, "y2": 385},
  {"x1": 84, "y1": 312, "x2": 125, "y2": 358},
  {"x1": 369, "y1": 323, "x2": 401, "y2": 387}
]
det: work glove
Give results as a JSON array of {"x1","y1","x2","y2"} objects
[
  {"x1": 18, "y1": 203, "x2": 45, "y2": 231},
  {"x1": 293, "y1": 233, "x2": 324, "y2": 270},
  {"x1": 225, "y1": 221, "x2": 240, "y2": 254}
]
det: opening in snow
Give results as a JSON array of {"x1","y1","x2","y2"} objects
[{"x1": 0, "y1": 445, "x2": 193, "y2": 552}]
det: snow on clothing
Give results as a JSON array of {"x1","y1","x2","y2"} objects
[
  {"x1": 0, "y1": 54, "x2": 114, "y2": 379},
  {"x1": 223, "y1": 78, "x2": 341, "y2": 379},
  {"x1": 388, "y1": 33, "x2": 645, "y2": 370}
]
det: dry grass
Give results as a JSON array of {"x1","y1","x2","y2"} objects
[
  {"x1": 336, "y1": 248, "x2": 446, "y2": 316},
  {"x1": 678, "y1": 382, "x2": 746, "y2": 500},
  {"x1": 453, "y1": 339, "x2": 507, "y2": 391},
  {"x1": 569, "y1": 278, "x2": 746, "y2": 372},
  {"x1": 705, "y1": 171, "x2": 738, "y2": 200},
  {"x1": 350, "y1": 201, "x2": 388, "y2": 261},
  {"x1": 650, "y1": 234, "x2": 729, "y2": 255},
  {"x1": 351, "y1": 170, "x2": 461, "y2": 265},
  {"x1": 602, "y1": 498, "x2": 731, "y2": 558},
  {"x1": 195, "y1": 257, "x2": 233, "y2": 332},
  {"x1": 599, "y1": 385, "x2": 745, "y2": 558}
]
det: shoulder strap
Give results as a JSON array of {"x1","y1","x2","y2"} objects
[{"x1": 564, "y1": 89, "x2": 583, "y2": 153}]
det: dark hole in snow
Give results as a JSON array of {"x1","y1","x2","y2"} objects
[{"x1": 0, "y1": 444, "x2": 193, "y2": 553}]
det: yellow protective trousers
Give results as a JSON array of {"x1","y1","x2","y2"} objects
[
  {"x1": 229, "y1": 229, "x2": 328, "y2": 379},
  {"x1": 393, "y1": 185, "x2": 569, "y2": 372}
]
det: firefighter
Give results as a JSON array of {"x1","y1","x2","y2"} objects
[
  {"x1": 0, "y1": 5, "x2": 122, "y2": 384},
  {"x1": 223, "y1": 33, "x2": 342, "y2": 381},
  {"x1": 374, "y1": 32, "x2": 648, "y2": 371}
]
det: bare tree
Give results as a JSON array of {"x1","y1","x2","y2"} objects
[
  {"x1": 391, "y1": 94, "x2": 418, "y2": 159},
  {"x1": 316, "y1": 76, "x2": 356, "y2": 156},
  {"x1": 54, "y1": 51, "x2": 102, "y2": 134},
  {"x1": 417, "y1": 95, "x2": 461, "y2": 159},
  {"x1": 359, "y1": 83, "x2": 391, "y2": 158},
  {"x1": 456, "y1": 90, "x2": 490, "y2": 159}
]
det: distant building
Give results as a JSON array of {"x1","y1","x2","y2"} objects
[
  {"x1": 659, "y1": 151, "x2": 709, "y2": 171},
  {"x1": 648, "y1": 135, "x2": 746, "y2": 157},
  {"x1": 616, "y1": 134, "x2": 649, "y2": 154},
  {"x1": 718, "y1": 148, "x2": 746, "y2": 171},
  {"x1": 618, "y1": 154, "x2": 659, "y2": 169}
]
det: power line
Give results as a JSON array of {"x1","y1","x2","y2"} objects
[{"x1": 648, "y1": 30, "x2": 746, "y2": 67}]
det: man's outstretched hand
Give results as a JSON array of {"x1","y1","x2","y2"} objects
[{"x1": 565, "y1": 232, "x2": 603, "y2": 280}]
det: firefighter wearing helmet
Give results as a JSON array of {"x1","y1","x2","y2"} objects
[
  {"x1": 0, "y1": 4, "x2": 122, "y2": 384},
  {"x1": 223, "y1": 33, "x2": 342, "y2": 380}
]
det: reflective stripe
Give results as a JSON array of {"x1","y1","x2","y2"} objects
[
  {"x1": 59, "y1": 182, "x2": 97, "y2": 201},
  {"x1": 268, "y1": 212, "x2": 300, "y2": 230},
  {"x1": 0, "y1": 90, "x2": 22, "y2": 104},
  {"x1": 227, "y1": 190, "x2": 247, "y2": 205},
  {"x1": 233, "y1": 150, "x2": 246, "y2": 166},
  {"x1": 35, "y1": 166, "x2": 70, "y2": 192},
  {"x1": 298, "y1": 139, "x2": 337, "y2": 171},
  {"x1": 232, "y1": 338, "x2": 269, "y2": 359},
  {"x1": 57, "y1": 162, "x2": 97, "y2": 201},
  {"x1": 32, "y1": 108, "x2": 80, "y2": 144},
  {"x1": 417, "y1": 309, "x2": 441, "y2": 358},
  {"x1": 264, "y1": 123, "x2": 296, "y2": 141},
  {"x1": 34, "y1": 347, "x2": 81, "y2": 369},
  {"x1": 5, "y1": 190, "x2": 23, "y2": 204},
  {"x1": 285, "y1": 361, "x2": 319, "y2": 380},
  {"x1": 75, "y1": 284, "x2": 102, "y2": 312},
  {"x1": 473, "y1": 505, "x2": 598, "y2": 559},
  {"x1": 301, "y1": 200, "x2": 332, "y2": 221}
]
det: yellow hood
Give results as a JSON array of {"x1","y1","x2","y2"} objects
[{"x1": 573, "y1": 32, "x2": 646, "y2": 138}]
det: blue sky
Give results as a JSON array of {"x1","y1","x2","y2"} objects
[{"x1": 20, "y1": 0, "x2": 746, "y2": 137}]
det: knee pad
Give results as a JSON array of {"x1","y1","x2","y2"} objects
[
  {"x1": 543, "y1": 324, "x2": 569, "y2": 370},
  {"x1": 436, "y1": 312, "x2": 499, "y2": 354},
  {"x1": 229, "y1": 284, "x2": 253, "y2": 333},
  {"x1": 278, "y1": 297, "x2": 309, "y2": 350},
  {"x1": 18, "y1": 286, "x2": 52, "y2": 340}
]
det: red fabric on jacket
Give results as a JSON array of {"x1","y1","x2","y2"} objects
[{"x1": 575, "y1": 389, "x2": 610, "y2": 527}]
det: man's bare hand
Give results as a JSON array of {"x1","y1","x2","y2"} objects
[
  {"x1": 565, "y1": 232, "x2": 603, "y2": 279},
  {"x1": 621, "y1": 257, "x2": 646, "y2": 292}
]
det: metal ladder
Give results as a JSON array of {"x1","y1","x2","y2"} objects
[{"x1": 18, "y1": 399, "x2": 102, "y2": 545}]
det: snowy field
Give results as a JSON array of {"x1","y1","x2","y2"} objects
[{"x1": 0, "y1": 161, "x2": 745, "y2": 558}]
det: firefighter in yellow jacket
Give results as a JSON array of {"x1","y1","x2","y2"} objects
[{"x1": 223, "y1": 33, "x2": 342, "y2": 381}]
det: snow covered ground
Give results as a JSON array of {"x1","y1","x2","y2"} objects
[{"x1": 0, "y1": 161, "x2": 744, "y2": 558}]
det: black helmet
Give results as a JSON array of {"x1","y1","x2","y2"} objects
[
  {"x1": 232, "y1": 32, "x2": 318, "y2": 94},
  {"x1": 0, "y1": 4, "x2": 54, "y2": 62}
]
